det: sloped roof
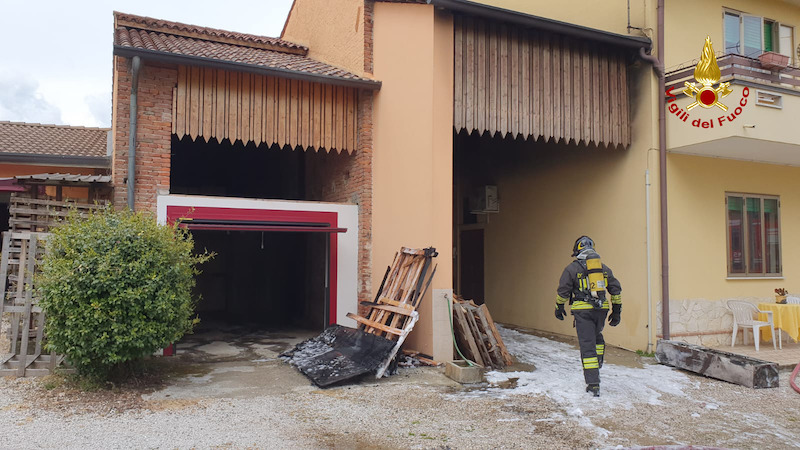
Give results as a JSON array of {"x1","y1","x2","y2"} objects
[
  {"x1": 114, "y1": 12, "x2": 380, "y2": 89},
  {"x1": 0, "y1": 121, "x2": 109, "y2": 159},
  {"x1": 115, "y1": 12, "x2": 308, "y2": 54}
]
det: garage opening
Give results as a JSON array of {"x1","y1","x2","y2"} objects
[
  {"x1": 178, "y1": 217, "x2": 344, "y2": 335},
  {"x1": 168, "y1": 134, "x2": 354, "y2": 353},
  {"x1": 190, "y1": 228, "x2": 327, "y2": 331}
]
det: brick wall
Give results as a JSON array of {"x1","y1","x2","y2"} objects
[
  {"x1": 306, "y1": 89, "x2": 374, "y2": 312},
  {"x1": 113, "y1": 55, "x2": 375, "y2": 314},
  {"x1": 112, "y1": 56, "x2": 176, "y2": 212}
]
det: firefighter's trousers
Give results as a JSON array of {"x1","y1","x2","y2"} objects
[{"x1": 573, "y1": 308, "x2": 608, "y2": 385}]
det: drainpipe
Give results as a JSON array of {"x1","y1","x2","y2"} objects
[
  {"x1": 645, "y1": 169, "x2": 653, "y2": 353},
  {"x1": 127, "y1": 56, "x2": 141, "y2": 210},
  {"x1": 637, "y1": 0, "x2": 667, "y2": 341},
  {"x1": 656, "y1": 0, "x2": 668, "y2": 341}
]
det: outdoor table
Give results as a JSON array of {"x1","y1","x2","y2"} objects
[{"x1": 758, "y1": 302, "x2": 800, "y2": 346}]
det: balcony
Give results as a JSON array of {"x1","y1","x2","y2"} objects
[
  {"x1": 665, "y1": 54, "x2": 800, "y2": 166},
  {"x1": 666, "y1": 53, "x2": 800, "y2": 94}
]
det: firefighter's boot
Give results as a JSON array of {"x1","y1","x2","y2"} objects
[{"x1": 586, "y1": 384, "x2": 600, "y2": 397}]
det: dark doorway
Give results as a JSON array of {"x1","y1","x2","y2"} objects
[
  {"x1": 459, "y1": 228, "x2": 485, "y2": 304},
  {"x1": 191, "y1": 229, "x2": 327, "y2": 331}
]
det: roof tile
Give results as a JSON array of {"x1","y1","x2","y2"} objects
[
  {"x1": 115, "y1": 26, "x2": 374, "y2": 83},
  {"x1": 0, "y1": 122, "x2": 109, "y2": 158},
  {"x1": 115, "y1": 12, "x2": 308, "y2": 53}
]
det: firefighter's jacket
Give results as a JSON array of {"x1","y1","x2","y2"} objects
[{"x1": 556, "y1": 259, "x2": 622, "y2": 310}]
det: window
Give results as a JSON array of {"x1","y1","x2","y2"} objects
[
  {"x1": 724, "y1": 10, "x2": 795, "y2": 61},
  {"x1": 779, "y1": 24, "x2": 795, "y2": 65},
  {"x1": 727, "y1": 193, "x2": 781, "y2": 277}
]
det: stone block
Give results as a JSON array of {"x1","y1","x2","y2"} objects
[{"x1": 445, "y1": 360, "x2": 484, "y2": 384}]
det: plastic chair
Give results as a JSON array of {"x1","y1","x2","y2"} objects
[
  {"x1": 786, "y1": 296, "x2": 800, "y2": 304},
  {"x1": 727, "y1": 300, "x2": 779, "y2": 351}
]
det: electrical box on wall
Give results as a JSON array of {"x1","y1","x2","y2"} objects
[{"x1": 469, "y1": 185, "x2": 499, "y2": 214}]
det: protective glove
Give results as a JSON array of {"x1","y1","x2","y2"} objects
[
  {"x1": 555, "y1": 303, "x2": 566, "y2": 321},
  {"x1": 608, "y1": 304, "x2": 621, "y2": 326}
]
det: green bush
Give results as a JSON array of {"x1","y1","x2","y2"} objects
[{"x1": 38, "y1": 208, "x2": 211, "y2": 379}]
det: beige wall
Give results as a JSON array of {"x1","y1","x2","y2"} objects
[
  {"x1": 665, "y1": 0, "x2": 800, "y2": 68},
  {"x1": 667, "y1": 84, "x2": 800, "y2": 150},
  {"x1": 470, "y1": 61, "x2": 660, "y2": 351},
  {"x1": 471, "y1": 0, "x2": 652, "y2": 36},
  {"x1": 668, "y1": 153, "x2": 800, "y2": 300},
  {"x1": 372, "y1": 3, "x2": 454, "y2": 360},
  {"x1": 281, "y1": 0, "x2": 366, "y2": 76}
]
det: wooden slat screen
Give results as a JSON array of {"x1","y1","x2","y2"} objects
[
  {"x1": 454, "y1": 16, "x2": 630, "y2": 148},
  {"x1": 173, "y1": 66, "x2": 358, "y2": 152}
]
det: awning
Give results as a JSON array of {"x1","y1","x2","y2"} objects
[
  {"x1": 176, "y1": 218, "x2": 347, "y2": 233},
  {"x1": 0, "y1": 178, "x2": 26, "y2": 192}
]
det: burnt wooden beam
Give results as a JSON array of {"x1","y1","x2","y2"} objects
[{"x1": 655, "y1": 340, "x2": 779, "y2": 389}]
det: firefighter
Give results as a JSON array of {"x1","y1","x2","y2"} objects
[{"x1": 554, "y1": 235, "x2": 622, "y2": 397}]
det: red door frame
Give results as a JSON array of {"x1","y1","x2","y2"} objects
[{"x1": 166, "y1": 205, "x2": 339, "y2": 326}]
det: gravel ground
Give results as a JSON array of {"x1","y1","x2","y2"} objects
[{"x1": 0, "y1": 326, "x2": 798, "y2": 449}]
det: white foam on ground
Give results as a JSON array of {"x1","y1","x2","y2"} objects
[
  {"x1": 486, "y1": 327, "x2": 691, "y2": 405},
  {"x1": 457, "y1": 326, "x2": 694, "y2": 435}
]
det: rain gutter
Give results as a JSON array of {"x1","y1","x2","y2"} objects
[
  {"x1": 113, "y1": 46, "x2": 382, "y2": 91},
  {"x1": 427, "y1": 0, "x2": 652, "y2": 51}
]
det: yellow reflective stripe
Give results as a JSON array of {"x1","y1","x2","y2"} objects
[
  {"x1": 572, "y1": 300, "x2": 610, "y2": 309},
  {"x1": 611, "y1": 294, "x2": 622, "y2": 304},
  {"x1": 571, "y1": 301, "x2": 594, "y2": 310},
  {"x1": 596, "y1": 344, "x2": 605, "y2": 355},
  {"x1": 556, "y1": 295, "x2": 570, "y2": 305},
  {"x1": 582, "y1": 357, "x2": 600, "y2": 369}
]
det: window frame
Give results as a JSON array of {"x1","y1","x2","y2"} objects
[
  {"x1": 726, "y1": 192, "x2": 782, "y2": 278},
  {"x1": 779, "y1": 24, "x2": 795, "y2": 65},
  {"x1": 723, "y1": 9, "x2": 794, "y2": 60}
]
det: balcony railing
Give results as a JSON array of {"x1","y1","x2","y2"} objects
[{"x1": 665, "y1": 54, "x2": 800, "y2": 93}]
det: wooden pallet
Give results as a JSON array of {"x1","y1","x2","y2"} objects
[
  {"x1": 9, "y1": 194, "x2": 106, "y2": 233},
  {"x1": 347, "y1": 247, "x2": 438, "y2": 378},
  {"x1": 0, "y1": 231, "x2": 66, "y2": 377},
  {"x1": 451, "y1": 298, "x2": 513, "y2": 369}
]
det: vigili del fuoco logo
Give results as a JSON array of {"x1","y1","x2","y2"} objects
[{"x1": 666, "y1": 36, "x2": 750, "y2": 128}]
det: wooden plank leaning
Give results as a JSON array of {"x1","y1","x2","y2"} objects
[
  {"x1": 463, "y1": 304, "x2": 493, "y2": 368},
  {"x1": 465, "y1": 303, "x2": 503, "y2": 367},
  {"x1": 451, "y1": 301, "x2": 484, "y2": 367},
  {"x1": 478, "y1": 304, "x2": 513, "y2": 366},
  {"x1": 16, "y1": 234, "x2": 37, "y2": 376},
  {"x1": 375, "y1": 310, "x2": 419, "y2": 379}
]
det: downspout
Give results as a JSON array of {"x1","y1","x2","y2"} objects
[
  {"x1": 127, "y1": 56, "x2": 141, "y2": 210},
  {"x1": 637, "y1": 0, "x2": 667, "y2": 341},
  {"x1": 656, "y1": 0, "x2": 668, "y2": 341},
  {"x1": 645, "y1": 169, "x2": 653, "y2": 353}
]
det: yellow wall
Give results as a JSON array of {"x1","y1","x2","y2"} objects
[
  {"x1": 372, "y1": 3, "x2": 454, "y2": 359},
  {"x1": 665, "y1": 0, "x2": 800, "y2": 68},
  {"x1": 475, "y1": 61, "x2": 660, "y2": 351},
  {"x1": 667, "y1": 84, "x2": 800, "y2": 150},
  {"x1": 281, "y1": 0, "x2": 366, "y2": 76},
  {"x1": 471, "y1": 0, "x2": 652, "y2": 36},
  {"x1": 668, "y1": 153, "x2": 800, "y2": 300}
]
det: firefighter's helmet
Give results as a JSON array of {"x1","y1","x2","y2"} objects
[{"x1": 572, "y1": 235, "x2": 595, "y2": 257}]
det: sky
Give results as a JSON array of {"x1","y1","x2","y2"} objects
[{"x1": 0, "y1": 0, "x2": 295, "y2": 129}]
